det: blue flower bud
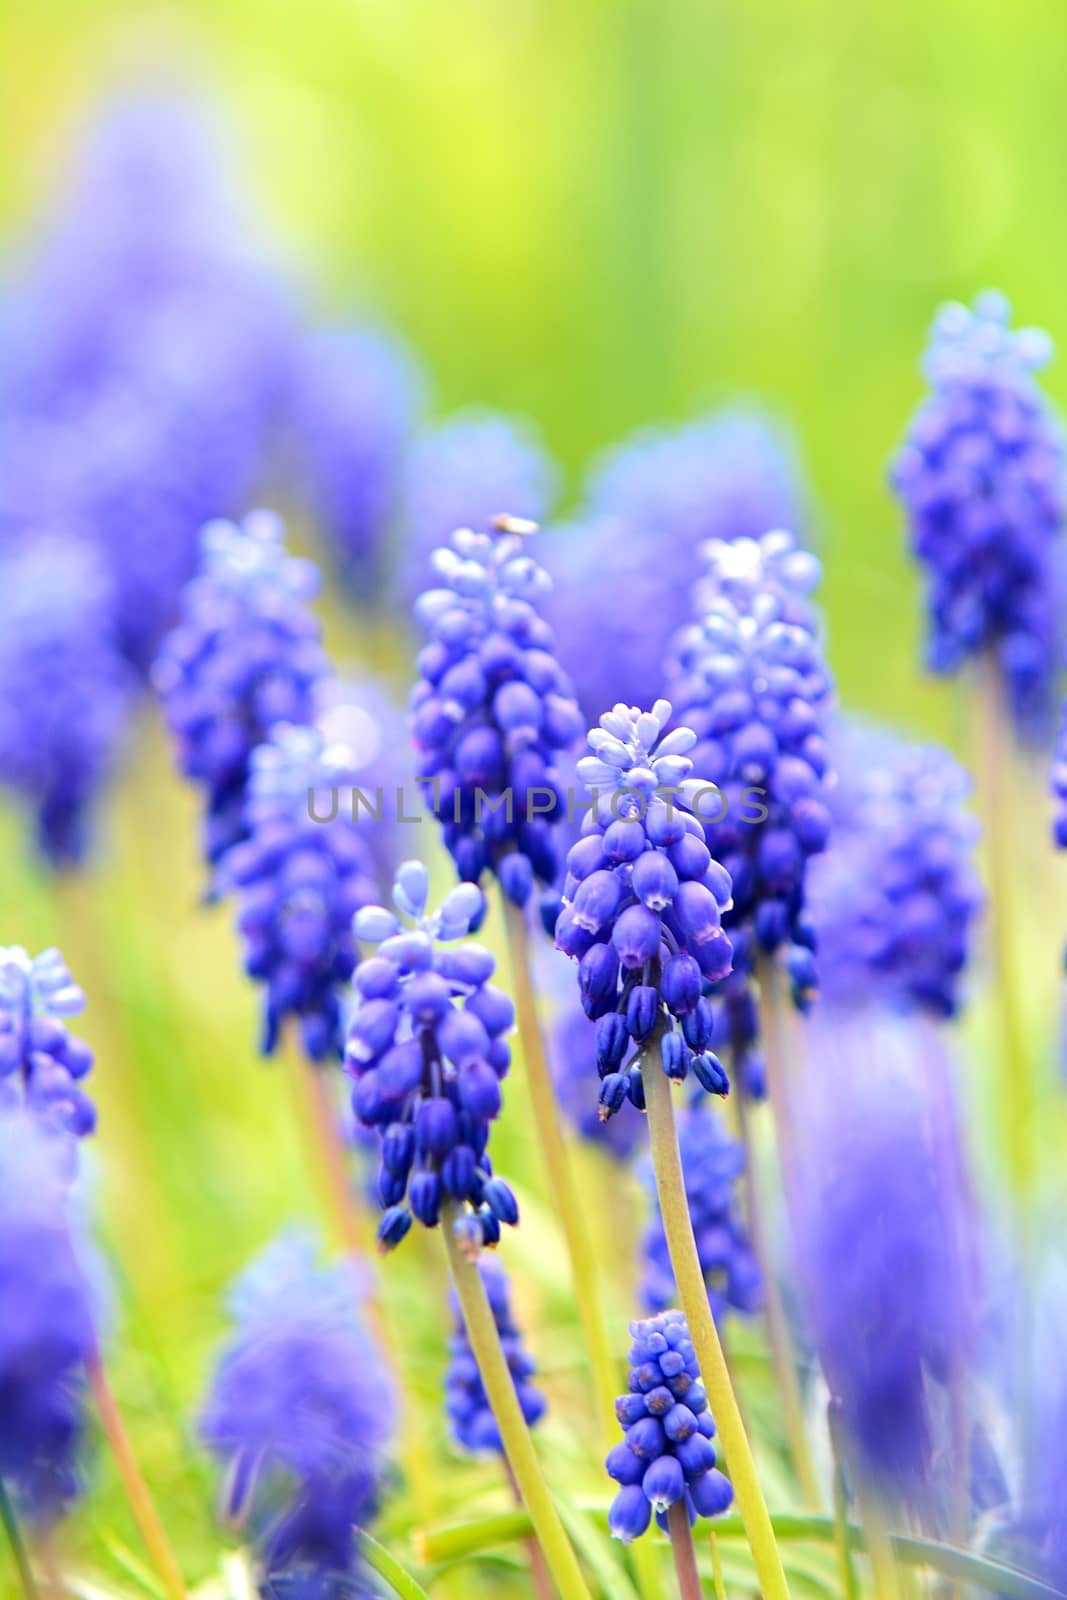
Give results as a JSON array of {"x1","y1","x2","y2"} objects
[
  {"x1": 632, "y1": 850, "x2": 679, "y2": 911},
  {"x1": 465, "y1": 985, "x2": 515, "y2": 1038},
  {"x1": 598, "y1": 1072, "x2": 630, "y2": 1119},
  {"x1": 415, "y1": 1097, "x2": 459, "y2": 1157},
  {"x1": 377, "y1": 1205, "x2": 413, "y2": 1251},
  {"x1": 606, "y1": 1442, "x2": 645, "y2": 1485},
  {"x1": 596, "y1": 1013, "x2": 630, "y2": 1070},
  {"x1": 616, "y1": 1394, "x2": 647, "y2": 1426},
  {"x1": 438, "y1": 1009, "x2": 491, "y2": 1065},
  {"x1": 626, "y1": 985, "x2": 660, "y2": 1042},
  {"x1": 673, "y1": 880, "x2": 722, "y2": 945},
  {"x1": 378, "y1": 1166, "x2": 407, "y2": 1207},
  {"x1": 381, "y1": 1123, "x2": 416, "y2": 1178},
  {"x1": 688, "y1": 1467, "x2": 733, "y2": 1517},
  {"x1": 573, "y1": 869, "x2": 625, "y2": 933},
  {"x1": 612, "y1": 904, "x2": 661, "y2": 969},
  {"x1": 661, "y1": 953, "x2": 702, "y2": 1016},
  {"x1": 625, "y1": 1416, "x2": 666, "y2": 1459},
  {"x1": 642, "y1": 1454, "x2": 685, "y2": 1511},
  {"x1": 354, "y1": 905, "x2": 401, "y2": 943},
  {"x1": 602, "y1": 818, "x2": 647, "y2": 862},
  {"x1": 579, "y1": 942, "x2": 620, "y2": 1018},
  {"x1": 498, "y1": 851, "x2": 534, "y2": 906},
  {"x1": 568, "y1": 833, "x2": 608, "y2": 880},
  {"x1": 681, "y1": 999, "x2": 715, "y2": 1052},
  {"x1": 627, "y1": 1066, "x2": 646, "y2": 1111},
  {"x1": 409, "y1": 1170, "x2": 443, "y2": 1226},
  {"x1": 661, "y1": 1031, "x2": 690, "y2": 1082},
  {"x1": 457, "y1": 1060, "x2": 503, "y2": 1121},
  {"x1": 608, "y1": 1484, "x2": 653, "y2": 1543},
  {"x1": 692, "y1": 1052, "x2": 730, "y2": 1097},
  {"x1": 483, "y1": 1177, "x2": 519, "y2": 1225},
  {"x1": 675, "y1": 1431, "x2": 717, "y2": 1479}
]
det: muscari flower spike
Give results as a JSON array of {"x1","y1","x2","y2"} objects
[
  {"x1": 606, "y1": 1309, "x2": 733, "y2": 1542},
  {"x1": 0, "y1": 1110, "x2": 100, "y2": 1526},
  {"x1": 154, "y1": 510, "x2": 328, "y2": 873},
  {"x1": 347, "y1": 862, "x2": 520, "y2": 1253},
  {"x1": 222, "y1": 722, "x2": 379, "y2": 1061},
  {"x1": 200, "y1": 1231, "x2": 392, "y2": 1598},
  {"x1": 550, "y1": 985, "x2": 644, "y2": 1160},
  {"x1": 555, "y1": 700, "x2": 736, "y2": 1119},
  {"x1": 639, "y1": 1101, "x2": 761, "y2": 1323},
  {"x1": 0, "y1": 947, "x2": 94, "y2": 1138},
  {"x1": 668, "y1": 528, "x2": 832, "y2": 1023},
  {"x1": 809, "y1": 719, "x2": 983, "y2": 1018},
  {"x1": 445, "y1": 1256, "x2": 545, "y2": 1453},
  {"x1": 892, "y1": 291, "x2": 1067, "y2": 735},
  {"x1": 410, "y1": 518, "x2": 586, "y2": 906}
]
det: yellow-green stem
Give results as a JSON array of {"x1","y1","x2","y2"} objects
[
  {"x1": 500, "y1": 897, "x2": 619, "y2": 1447},
  {"x1": 0, "y1": 1478, "x2": 38, "y2": 1600},
  {"x1": 640, "y1": 1045, "x2": 790, "y2": 1600},
  {"x1": 666, "y1": 1501, "x2": 702, "y2": 1600},
  {"x1": 440, "y1": 1201, "x2": 593, "y2": 1600},
  {"x1": 708, "y1": 1531, "x2": 727, "y2": 1600},
  {"x1": 87, "y1": 1355, "x2": 186, "y2": 1600}
]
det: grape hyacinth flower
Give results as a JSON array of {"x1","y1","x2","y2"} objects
[
  {"x1": 668, "y1": 528, "x2": 832, "y2": 1011},
  {"x1": 555, "y1": 700, "x2": 735, "y2": 1119},
  {"x1": 639, "y1": 1102, "x2": 761, "y2": 1322},
  {"x1": 0, "y1": 948, "x2": 95, "y2": 1139},
  {"x1": 394, "y1": 409, "x2": 558, "y2": 609},
  {"x1": 288, "y1": 327, "x2": 424, "y2": 595},
  {"x1": 222, "y1": 723, "x2": 379, "y2": 1060},
  {"x1": 892, "y1": 291, "x2": 1067, "y2": 735},
  {"x1": 347, "y1": 862, "x2": 520, "y2": 1252},
  {"x1": 200, "y1": 1232, "x2": 392, "y2": 1597},
  {"x1": 606, "y1": 1309, "x2": 733, "y2": 1542},
  {"x1": 0, "y1": 1110, "x2": 99, "y2": 1525},
  {"x1": 410, "y1": 519, "x2": 586, "y2": 906},
  {"x1": 445, "y1": 1256, "x2": 546, "y2": 1452},
  {"x1": 809, "y1": 719, "x2": 983, "y2": 1017},
  {"x1": 154, "y1": 511, "x2": 328, "y2": 872},
  {"x1": 549, "y1": 987, "x2": 643, "y2": 1159},
  {"x1": 0, "y1": 537, "x2": 131, "y2": 867}
]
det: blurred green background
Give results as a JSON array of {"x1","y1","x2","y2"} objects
[{"x1": 4, "y1": 1, "x2": 1067, "y2": 1595}]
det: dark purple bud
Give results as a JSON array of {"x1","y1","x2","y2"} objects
[
  {"x1": 479, "y1": 1209, "x2": 502, "y2": 1247},
  {"x1": 627, "y1": 1065, "x2": 646, "y2": 1110},
  {"x1": 688, "y1": 1468, "x2": 733, "y2": 1517},
  {"x1": 556, "y1": 905, "x2": 596, "y2": 958},
  {"x1": 409, "y1": 1170, "x2": 443, "y2": 1226},
  {"x1": 758, "y1": 826, "x2": 803, "y2": 891},
  {"x1": 598, "y1": 1072, "x2": 630, "y2": 1119},
  {"x1": 632, "y1": 850, "x2": 679, "y2": 912},
  {"x1": 454, "y1": 725, "x2": 506, "y2": 787},
  {"x1": 626, "y1": 985, "x2": 659, "y2": 1042},
  {"x1": 663, "y1": 1404, "x2": 698, "y2": 1442},
  {"x1": 416, "y1": 1097, "x2": 459, "y2": 1157},
  {"x1": 625, "y1": 1416, "x2": 666, "y2": 1459},
  {"x1": 499, "y1": 851, "x2": 534, "y2": 906},
  {"x1": 702, "y1": 858, "x2": 734, "y2": 908},
  {"x1": 667, "y1": 834, "x2": 711, "y2": 881},
  {"x1": 351, "y1": 1074, "x2": 387, "y2": 1125},
  {"x1": 694, "y1": 930, "x2": 733, "y2": 982},
  {"x1": 573, "y1": 868, "x2": 625, "y2": 932},
  {"x1": 606, "y1": 1442, "x2": 645, "y2": 1485},
  {"x1": 539, "y1": 890, "x2": 563, "y2": 938},
  {"x1": 661, "y1": 953, "x2": 702, "y2": 1016},
  {"x1": 465, "y1": 985, "x2": 515, "y2": 1038},
  {"x1": 377, "y1": 1166, "x2": 406, "y2": 1207},
  {"x1": 608, "y1": 1483, "x2": 652, "y2": 1543},
  {"x1": 615, "y1": 1394, "x2": 647, "y2": 1426},
  {"x1": 681, "y1": 998, "x2": 715, "y2": 1052},
  {"x1": 376, "y1": 1040, "x2": 424, "y2": 1102},
  {"x1": 441, "y1": 1144, "x2": 477, "y2": 1197},
  {"x1": 661, "y1": 1031, "x2": 690, "y2": 1082},
  {"x1": 693, "y1": 1052, "x2": 730, "y2": 1097},
  {"x1": 567, "y1": 834, "x2": 608, "y2": 881},
  {"x1": 646, "y1": 797, "x2": 688, "y2": 847},
  {"x1": 437, "y1": 945, "x2": 496, "y2": 986},
  {"x1": 439, "y1": 1009, "x2": 491, "y2": 1064},
  {"x1": 483, "y1": 1176, "x2": 519, "y2": 1225},
  {"x1": 454, "y1": 835, "x2": 486, "y2": 883},
  {"x1": 612, "y1": 904, "x2": 661, "y2": 969},
  {"x1": 596, "y1": 1013, "x2": 630, "y2": 1070},
  {"x1": 403, "y1": 973, "x2": 452, "y2": 1025},
  {"x1": 644, "y1": 1385, "x2": 676, "y2": 1416},
  {"x1": 579, "y1": 942, "x2": 619, "y2": 1017},
  {"x1": 494, "y1": 679, "x2": 543, "y2": 732},
  {"x1": 602, "y1": 818, "x2": 646, "y2": 862},
  {"x1": 543, "y1": 692, "x2": 585, "y2": 747},
  {"x1": 642, "y1": 1455, "x2": 685, "y2": 1512},
  {"x1": 377, "y1": 1205, "x2": 413, "y2": 1251},
  {"x1": 673, "y1": 880, "x2": 722, "y2": 946},
  {"x1": 458, "y1": 1059, "x2": 503, "y2": 1120},
  {"x1": 381, "y1": 1122, "x2": 416, "y2": 1178}
]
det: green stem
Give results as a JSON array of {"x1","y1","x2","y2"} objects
[
  {"x1": 827, "y1": 1405, "x2": 859, "y2": 1600},
  {"x1": 500, "y1": 897, "x2": 619, "y2": 1447},
  {"x1": 0, "y1": 1479, "x2": 38, "y2": 1600},
  {"x1": 439, "y1": 1200, "x2": 593, "y2": 1600},
  {"x1": 708, "y1": 1531, "x2": 727, "y2": 1600},
  {"x1": 357, "y1": 1531, "x2": 432, "y2": 1600},
  {"x1": 640, "y1": 1038, "x2": 790, "y2": 1600},
  {"x1": 666, "y1": 1502, "x2": 702, "y2": 1600}
]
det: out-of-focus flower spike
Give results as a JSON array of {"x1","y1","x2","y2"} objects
[
  {"x1": 445, "y1": 1256, "x2": 546, "y2": 1453},
  {"x1": 0, "y1": 947, "x2": 96, "y2": 1139}
]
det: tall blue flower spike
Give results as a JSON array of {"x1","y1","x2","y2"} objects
[
  {"x1": 549, "y1": 986, "x2": 644, "y2": 1159},
  {"x1": 555, "y1": 700, "x2": 736, "y2": 1119},
  {"x1": 288, "y1": 326, "x2": 425, "y2": 596},
  {"x1": 445, "y1": 1256, "x2": 546, "y2": 1452},
  {"x1": 0, "y1": 1110, "x2": 100, "y2": 1525},
  {"x1": 410, "y1": 517, "x2": 586, "y2": 906},
  {"x1": 809, "y1": 719, "x2": 983, "y2": 1018},
  {"x1": 0, "y1": 536, "x2": 131, "y2": 868},
  {"x1": 394, "y1": 409, "x2": 559, "y2": 609},
  {"x1": 606, "y1": 1309, "x2": 733, "y2": 1542},
  {"x1": 222, "y1": 723, "x2": 379, "y2": 1061},
  {"x1": 0, "y1": 948, "x2": 95, "y2": 1139},
  {"x1": 892, "y1": 291, "x2": 1067, "y2": 735},
  {"x1": 668, "y1": 529, "x2": 833, "y2": 1048},
  {"x1": 200, "y1": 1232, "x2": 392, "y2": 1598},
  {"x1": 347, "y1": 862, "x2": 520, "y2": 1253},
  {"x1": 154, "y1": 510, "x2": 328, "y2": 874},
  {"x1": 639, "y1": 1102, "x2": 761, "y2": 1323}
]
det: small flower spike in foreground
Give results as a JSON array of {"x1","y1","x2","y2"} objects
[
  {"x1": 411, "y1": 517, "x2": 585, "y2": 906},
  {"x1": 347, "y1": 861, "x2": 520, "y2": 1252},
  {"x1": 556, "y1": 699, "x2": 735, "y2": 1118},
  {"x1": 0, "y1": 947, "x2": 95, "y2": 1138},
  {"x1": 445, "y1": 1256, "x2": 546, "y2": 1453},
  {"x1": 200, "y1": 1232, "x2": 393, "y2": 1599}
]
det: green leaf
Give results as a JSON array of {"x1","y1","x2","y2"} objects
[{"x1": 357, "y1": 1531, "x2": 432, "y2": 1600}]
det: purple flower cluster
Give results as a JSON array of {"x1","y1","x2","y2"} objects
[
  {"x1": 549, "y1": 986, "x2": 644, "y2": 1159},
  {"x1": 0, "y1": 948, "x2": 95, "y2": 1139},
  {"x1": 0, "y1": 537, "x2": 132, "y2": 867},
  {"x1": 809, "y1": 720, "x2": 983, "y2": 1018},
  {"x1": 411, "y1": 520, "x2": 585, "y2": 905},
  {"x1": 445, "y1": 1256, "x2": 545, "y2": 1453},
  {"x1": 347, "y1": 863, "x2": 519, "y2": 1252},
  {"x1": 154, "y1": 511, "x2": 328, "y2": 872},
  {"x1": 0, "y1": 1111, "x2": 99, "y2": 1525},
  {"x1": 668, "y1": 529, "x2": 832, "y2": 1005},
  {"x1": 606, "y1": 1309, "x2": 733, "y2": 1542},
  {"x1": 891, "y1": 291, "x2": 1067, "y2": 735},
  {"x1": 639, "y1": 1103, "x2": 761, "y2": 1323},
  {"x1": 556, "y1": 701, "x2": 735, "y2": 1119},
  {"x1": 200, "y1": 1232, "x2": 392, "y2": 1597}
]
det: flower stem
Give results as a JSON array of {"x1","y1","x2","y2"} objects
[
  {"x1": 639, "y1": 1044, "x2": 790, "y2": 1600},
  {"x1": 0, "y1": 1478, "x2": 38, "y2": 1600},
  {"x1": 506, "y1": 1464, "x2": 555, "y2": 1600},
  {"x1": 666, "y1": 1502, "x2": 702, "y2": 1600},
  {"x1": 708, "y1": 1531, "x2": 726, "y2": 1600},
  {"x1": 500, "y1": 896, "x2": 619, "y2": 1447},
  {"x1": 86, "y1": 1355, "x2": 186, "y2": 1600},
  {"x1": 827, "y1": 1404, "x2": 860, "y2": 1600},
  {"x1": 440, "y1": 1200, "x2": 593, "y2": 1600}
]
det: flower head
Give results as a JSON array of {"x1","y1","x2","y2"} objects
[
  {"x1": 0, "y1": 947, "x2": 94, "y2": 1138},
  {"x1": 556, "y1": 700, "x2": 735, "y2": 1119},
  {"x1": 639, "y1": 1103, "x2": 760, "y2": 1323},
  {"x1": 154, "y1": 511, "x2": 328, "y2": 872},
  {"x1": 347, "y1": 862, "x2": 520, "y2": 1252},
  {"x1": 200, "y1": 1231, "x2": 392, "y2": 1595},
  {"x1": 445, "y1": 1257, "x2": 545, "y2": 1453},
  {"x1": 410, "y1": 519, "x2": 586, "y2": 905},
  {"x1": 606, "y1": 1309, "x2": 733, "y2": 1541},
  {"x1": 891, "y1": 292, "x2": 1067, "y2": 734},
  {"x1": 809, "y1": 720, "x2": 983, "y2": 1017}
]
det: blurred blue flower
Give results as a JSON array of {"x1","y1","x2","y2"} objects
[
  {"x1": 347, "y1": 863, "x2": 519, "y2": 1252},
  {"x1": 0, "y1": 947, "x2": 95, "y2": 1138},
  {"x1": 410, "y1": 519, "x2": 585, "y2": 905},
  {"x1": 606, "y1": 1308, "x2": 733, "y2": 1541},
  {"x1": 810, "y1": 719, "x2": 983, "y2": 1017},
  {"x1": 200, "y1": 1232, "x2": 392, "y2": 1598},
  {"x1": 892, "y1": 291, "x2": 1067, "y2": 736},
  {"x1": 445, "y1": 1256, "x2": 545, "y2": 1453},
  {"x1": 549, "y1": 986, "x2": 644, "y2": 1159},
  {"x1": 0, "y1": 536, "x2": 132, "y2": 867}
]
